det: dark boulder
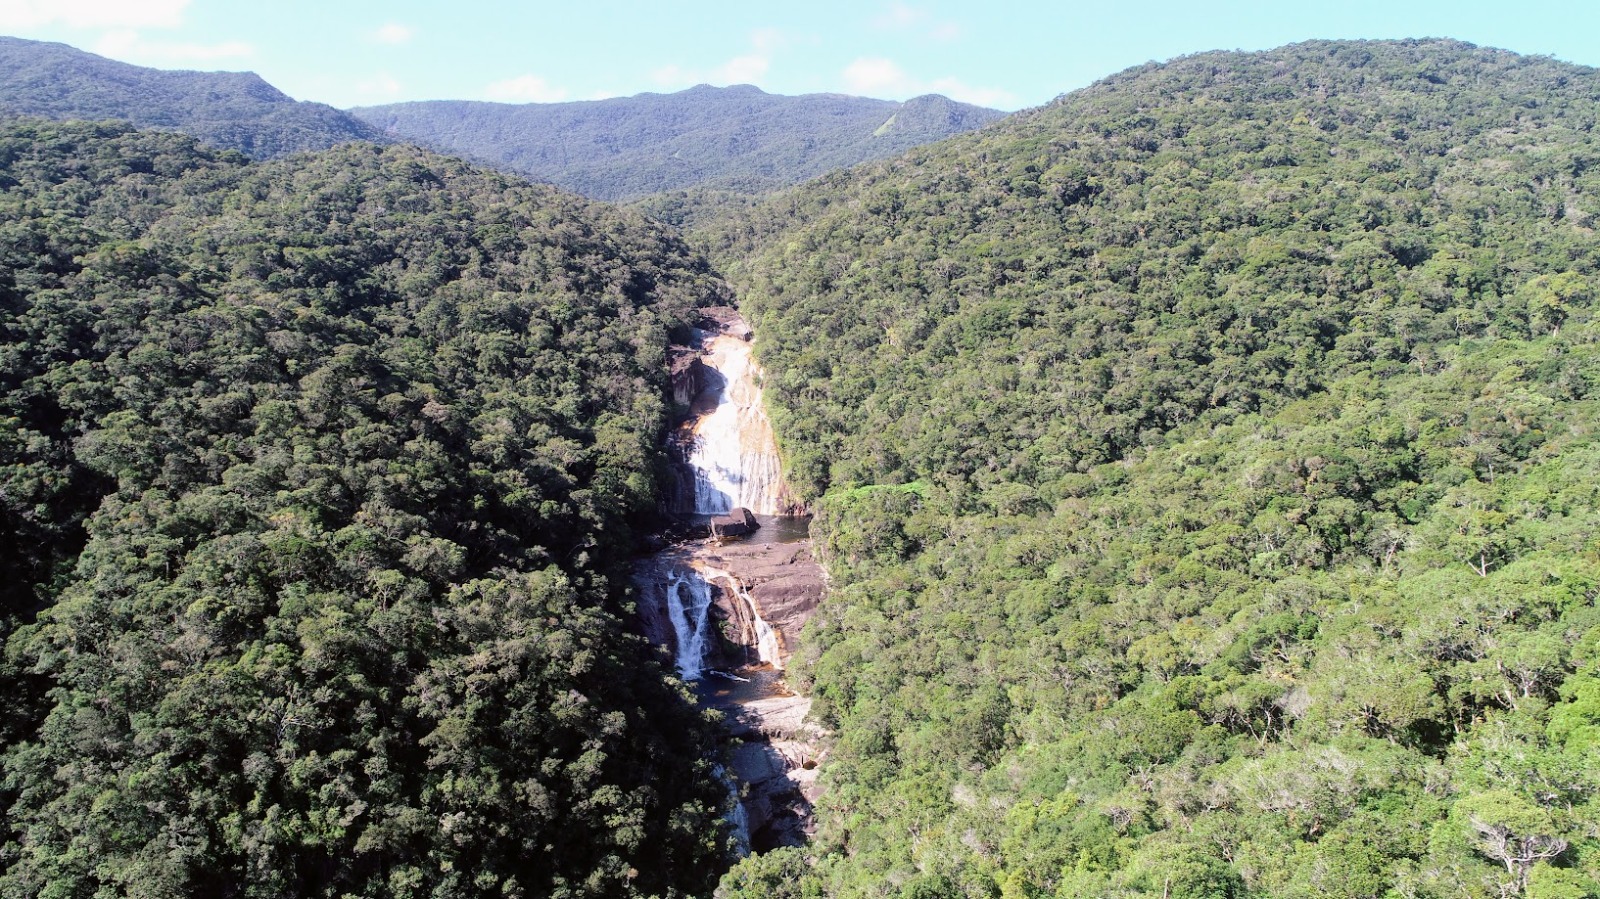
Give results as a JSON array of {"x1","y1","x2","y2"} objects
[{"x1": 709, "y1": 507, "x2": 759, "y2": 538}]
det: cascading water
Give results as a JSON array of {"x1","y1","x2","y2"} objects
[
  {"x1": 684, "y1": 332, "x2": 786, "y2": 516},
  {"x1": 701, "y1": 565, "x2": 782, "y2": 670},
  {"x1": 636, "y1": 310, "x2": 826, "y2": 852},
  {"x1": 664, "y1": 568, "x2": 715, "y2": 680}
]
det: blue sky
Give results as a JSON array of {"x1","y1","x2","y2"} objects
[{"x1": 1, "y1": 0, "x2": 1597, "y2": 110}]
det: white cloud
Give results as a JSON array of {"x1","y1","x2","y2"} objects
[
  {"x1": 0, "y1": 0, "x2": 189, "y2": 30},
  {"x1": 719, "y1": 53, "x2": 769, "y2": 84},
  {"x1": 928, "y1": 77, "x2": 1016, "y2": 108},
  {"x1": 651, "y1": 28, "x2": 783, "y2": 90},
  {"x1": 843, "y1": 57, "x2": 913, "y2": 95},
  {"x1": 871, "y1": 2, "x2": 961, "y2": 42},
  {"x1": 355, "y1": 72, "x2": 403, "y2": 99},
  {"x1": 650, "y1": 64, "x2": 690, "y2": 88},
  {"x1": 485, "y1": 74, "x2": 570, "y2": 103},
  {"x1": 841, "y1": 57, "x2": 1015, "y2": 107},
  {"x1": 750, "y1": 26, "x2": 785, "y2": 53},
  {"x1": 872, "y1": 1, "x2": 923, "y2": 29},
  {"x1": 372, "y1": 22, "x2": 413, "y2": 45},
  {"x1": 93, "y1": 29, "x2": 253, "y2": 64}
]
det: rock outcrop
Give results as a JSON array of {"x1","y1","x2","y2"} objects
[
  {"x1": 668, "y1": 345, "x2": 707, "y2": 409},
  {"x1": 696, "y1": 306, "x2": 753, "y2": 340},
  {"x1": 699, "y1": 540, "x2": 824, "y2": 664},
  {"x1": 723, "y1": 693, "x2": 824, "y2": 850}
]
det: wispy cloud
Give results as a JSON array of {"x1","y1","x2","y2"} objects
[
  {"x1": 93, "y1": 29, "x2": 253, "y2": 64},
  {"x1": 872, "y1": 2, "x2": 922, "y2": 29},
  {"x1": 750, "y1": 27, "x2": 785, "y2": 53},
  {"x1": 842, "y1": 57, "x2": 911, "y2": 95},
  {"x1": 355, "y1": 72, "x2": 403, "y2": 99},
  {"x1": 0, "y1": 0, "x2": 190, "y2": 30},
  {"x1": 841, "y1": 56, "x2": 1015, "y2": 107},
  {"x1": 651, "y1": 28, "x2": 784, "y2": 90},
  {"x1": 871, "y1": 2, "x2": 961, "y2": 41},
  {"x1": 927, "y1": 77, "x2": 1015, "y2": 108},
  {"x1": 485, "y1": 74, "x2": 570, "y2": 103},
  {"x1": 718, "y1": 53, "x2": 770, "y2": 84},
  {"x1": 371, "y1": 22, "x2": 414, "y2": 46}
]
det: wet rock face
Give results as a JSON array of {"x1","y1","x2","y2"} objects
[
  {"x1": 668, "y1": 348, "x2": 707, "y2": 410},
  {"x1": 637, "y1": 303, "x2": 828, "y2": 854},
  {"x1": 698, "y1": 540, "x2": 824, "y2": 664}
]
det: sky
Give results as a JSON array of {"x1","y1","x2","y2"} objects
[{"x1": 1, "y1": 0, "x2": 1597, "y2": 111}]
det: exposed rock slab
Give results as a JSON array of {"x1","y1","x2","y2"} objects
[
  {"x1": 696, "y1": 306, "x2": 753, "y2": 340},
  {"x1": 698, "y1": 540, "x2": 824, "y2": 665}
]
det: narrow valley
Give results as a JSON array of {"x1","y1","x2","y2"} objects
[{"x1": 633, "y1": 309, "x2": 827, "y2": 852}]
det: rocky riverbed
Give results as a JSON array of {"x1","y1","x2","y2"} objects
[{"x1": 634, "y1": 308, "x2": 827, "y2": 852}]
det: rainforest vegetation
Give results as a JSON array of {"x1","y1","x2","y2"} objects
[
  {"x1": 1, "y1": 34, "x2": 1599, "y2": 899},
  {"x1": 0, "y1": 120, "x2": 735, "y2": 898},
  {"x1": 0, "y1": 37, "x2": 381, "y2": 159},
  {"x1": 704, "y1": 39, "x2": 1600, "y2": 899}
]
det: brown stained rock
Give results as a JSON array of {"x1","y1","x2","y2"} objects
[
  {"x1": 667, "y1": 345, "x2": 704, "y2": 408},
  {"x1": 696, "y1": 306, "x2": 753, "y2": 340},
  {"x1": 699, "y1": 540, "x2": 824, "y2": 666}
]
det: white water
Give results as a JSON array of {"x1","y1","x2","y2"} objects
[
  {"x1": 687, "y1": 333, "x2": 785, "y2": 515},
  {"x1": 664, "y1": 568, "x2": 715, "y2": 680},
  {"x1": 701, "y1": 565, "x2": 783, "y2": 670},
  {"x1": 715, "y1": 764, "x2": 752, "y2": 856},
  {"x1": 656, "y1": 323, "x2": 789, "y2": 680}
]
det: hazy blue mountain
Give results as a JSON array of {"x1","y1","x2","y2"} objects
[
  {"x1": 351, "y1": 84, "x2": 1006, "y2": 200},
  {"x1": 0, "y1": 36, "x2": 383, "y2": 158}
]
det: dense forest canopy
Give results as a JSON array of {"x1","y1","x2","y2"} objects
[
  {"x1": 0, "y1": 37, "x2": 384, "y2": 159},
  {"x1": 0, "y1": 120, "x2": 736, "y2": 898},
  {"x1": 3, "y1": 33, "x2": 1600, "y2": 899},
  {"x1": 702, "y1": 39, "x2": 1600, "y2": 899},
  {"x1": 351, "y1": 87, "x2": 1005, "y2": 202}
]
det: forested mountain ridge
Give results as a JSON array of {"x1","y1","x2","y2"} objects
[
  {"x1": 5, "y1": 34, "x2": 1600, "y2": 899},
  {"x1": 351, "y1": 86, "x2": 1006, "y2": 201},
  {"x1": 0, "y1": 120, "x2": 736, "y2": 897},
  {"x1": 703, "y1": 39, "x2": 1600, "y2": 898},
  {"x1": 0, "y1": 37, "x2": 384, "y2": 158}
]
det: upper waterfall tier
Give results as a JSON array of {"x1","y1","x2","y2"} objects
[{"x1": 682, "y1": 330, "x2": 787, "y2": 516}]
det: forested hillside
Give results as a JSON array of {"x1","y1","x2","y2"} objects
[
  {"x1": 0, "y1": 120, "x2": 734, "y2": 897},
  {"x1": 352, "y1": 86, "x2": 1004, "y2": 201},
  {"x1": 0, "y1": 37, "x2": 383, "y2": 158},
  {"x1": 705, "y1": 40, "x2": 1600, "y2": 898}
]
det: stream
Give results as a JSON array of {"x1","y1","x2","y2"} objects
[{"x1": 633, "y1": 310, "x2": 826, "y2": 853}]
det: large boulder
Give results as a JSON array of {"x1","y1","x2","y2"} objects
[{"x1": 709, "y1": 507, "x2": 759, "y2": 538}]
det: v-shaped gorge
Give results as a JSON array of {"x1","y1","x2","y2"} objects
[{"x1": 635, "y1": 308, "x2": 826, "y2": 853}]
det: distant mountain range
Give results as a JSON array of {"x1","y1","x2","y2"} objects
[
  {"x1": 0, "y1": 36, "x2": 1006, "y2": 201},
  {"x1": 351, "y1": 86, "x2": 1006, "y2": 200},
  {"x1": 0, "y1": 37, "x2": 381, "y2": 158}
]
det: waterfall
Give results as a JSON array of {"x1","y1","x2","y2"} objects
[
  {"x1": 702, "y1": 565, "x2": 783, "y2": 669},
  {"x1": 685, "y1": 333, "x2": 785, "y2": 515},
  {"x1": 715, "y1": 764, "x2": 752, "y2": 856},
  {"x1": 664, "y1": 568, "x2": 715, "y2": 680},
  {"x1": 657, "y1": 562, "x2": 782, "y2": 679},
  {"x1": 637, "y1": 310, "x2": 825, "y2": 854}
]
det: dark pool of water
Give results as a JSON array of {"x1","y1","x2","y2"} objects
[
  {"x1": 734, "y1": 514, "x2": 811, "y2": 545},
  {"x1": 694, "y1": 666, "x2": 791, "y2": 709}
]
